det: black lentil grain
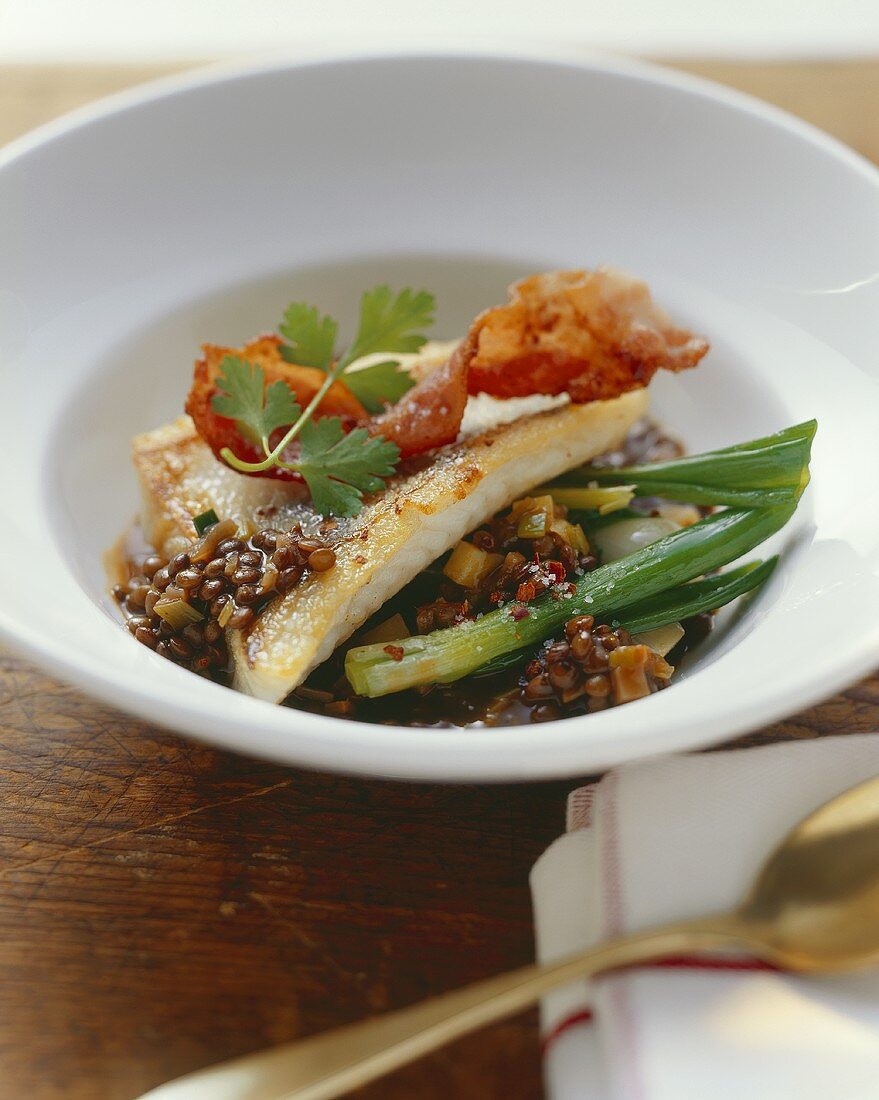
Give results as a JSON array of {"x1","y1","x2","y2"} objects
[{"x1": 116, "y1": 523, "x2": 335, "y2": 679}]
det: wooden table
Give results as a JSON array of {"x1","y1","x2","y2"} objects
[{"x1": 1, "y1": 59, "x2": 877, "y2": 1100}]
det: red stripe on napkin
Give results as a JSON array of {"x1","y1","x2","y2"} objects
[
  {"x1": 541, "y1": 1008, "x2": 596, "y2": 1053},
  {"x1": 541, "y1": 954, "x2": 782, "y2": 1054}
]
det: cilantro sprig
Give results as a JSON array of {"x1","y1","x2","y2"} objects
[
  {"x1": 213, "y1": 356, "x2": 301, "y2": 448},
  {"x1": 211, "y1": 285, "x2": 435, "y2": 515},
  {"x1": 297, "y1": 419, "x2": 400, "y2": 517},
  {"x1": 278, "y1": 303, "x2": 338, "y2": 369},
  {"x1": 278, "y1": 286, "x2": 432, "y2": 413}
]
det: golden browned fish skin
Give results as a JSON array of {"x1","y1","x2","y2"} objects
[
  {"x1": 133, "y1": 392, "x2": 647, "y2": 702},
  {"x1": 132, "y1": 417, "x2": 313, "y2": 560},
  {"x1": 226, "y1": 391, "x2": 648, "y2": 701}
]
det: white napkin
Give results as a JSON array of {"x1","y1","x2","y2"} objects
[{"x1": 530, "y1": 734, "x2": 879, "y2": 1100}]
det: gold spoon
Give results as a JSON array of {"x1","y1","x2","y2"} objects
[{"x1": 143, "y1": 775, "x2": 879, "y2": 1100}]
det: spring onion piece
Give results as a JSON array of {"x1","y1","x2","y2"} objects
[
  {"x1": 469, "y1": 557, "x2": 776, "y2": 679},
  {"x1": 153, "y1": 598, "x2": 203, "y2": 630},
  {"x1": 345, "y1": 504, "x2": 796, "y2": 697},
  {"x1": 542, "y1": 420, "x2": 817, "y2": 508},
  {"x1": 613, "y1": 557, "x2": 777, "y2": 634},
  {"x1": 193, "y1": 508, "x2": 220, "y2": 536}
]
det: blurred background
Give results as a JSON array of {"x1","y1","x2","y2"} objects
[
  {"x1": 3, "y1": 0, "x2": 878, "y2": 162},
  {"x1": 1, "y1": 0, "x2": 878, "y2": 61}
]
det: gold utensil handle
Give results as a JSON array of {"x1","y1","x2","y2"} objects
[{"x1": 142, "y1": 916, "x2": 747, "y2": 1100}]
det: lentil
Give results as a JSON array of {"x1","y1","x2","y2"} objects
[
  {"x1": 517, "y1": 619, "x2": 673, "y2": 721},
  {"x1": 115, "y1": 521, "x2": 336, "y2": 679}
]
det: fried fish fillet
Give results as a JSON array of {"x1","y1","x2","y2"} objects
[{"x1": 133, "y1": 388, "x2": 648, "y2": 702}]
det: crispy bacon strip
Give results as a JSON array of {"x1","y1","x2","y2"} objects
[
  {"x1": 186, "y1": 269, "x2": 708, "y2": 479},
  {"x1": 464, "y1": 268, "x2": 709, "y2": 402},
  {"x1": 370, "y1": 340, "x2": 470, "y2": 459},
  {"x1": 185, "y1": 336, "x2": 367, "y2": 480}
]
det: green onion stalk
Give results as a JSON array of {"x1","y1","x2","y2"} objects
[
  {"x1": 470, "y1": 557, "x2": 778, "y2": 679},
  {"x1": 346, "y1": 504, "x2": 795, "y2": 697},
  {"x1": 543, "y1": 420, "x2": 817, "y2": 510}
]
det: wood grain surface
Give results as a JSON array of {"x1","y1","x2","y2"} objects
[{"x1": 1, "y1": 58, "x2": 878, "y2": 1100}]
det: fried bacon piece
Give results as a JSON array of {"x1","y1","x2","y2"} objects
[
  {"x1": 185, "y1": 336, "x2": 367, "y2": 479},
  {"x1": 186, "y1": 269, "x2": 708, "y2": 479},
  {"x1": 371, "y1": 344, "x2": 469, "y2": 459},
  {"x1": 464, "y1": 268, "x2": 708, "y2": 402}
]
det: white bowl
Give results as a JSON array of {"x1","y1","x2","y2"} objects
[{"x1": 2, "y1": 46, "x2": 879, "y2": 781}]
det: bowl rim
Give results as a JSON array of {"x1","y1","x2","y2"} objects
[
  {"x1": 3, "y1": 40, "x2": 879, "y2": 189},
  {"x1": 2, "y1": 43, "x2": 879, "y2": 781}
]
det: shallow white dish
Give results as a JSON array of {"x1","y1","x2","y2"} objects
[{"x1": 1, "y1": 45, "x2": 879, "y2": 781}]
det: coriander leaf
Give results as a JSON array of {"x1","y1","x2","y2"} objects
[
  {"x1": 279, "y1": 302, "x2": 338, "y2": 369},
  {"x1": 262, "y1": 380, "x2": 301, "y2": 435},
  {"x1": 295, "y1": 419, "x2": 400, "y2": 517},
  {"x1": 343, "y1": 359, "x2": 416, "y2": 414},
  {"x1": 342, "y1": 286, "x2": 435, "y2": 366},
  {"x1": 212, "y1": 355, "x2": 300, "y2": 446}
]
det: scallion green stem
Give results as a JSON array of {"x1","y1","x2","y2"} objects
[
  {"x1": 613, "y1": 557, "x2": 777, "y2": 634},
  {"x1": 345, "y1": 504, "x2": 796, "y2": 697},
  {"x1": 542, "y1": 420, "x2": 816, "y2": 508},
  {"x1": 470, "y1": 558, "x2": 777, "y2": 679}
]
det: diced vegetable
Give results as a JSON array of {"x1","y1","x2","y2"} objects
[
  {"x1": 153, "y1": 598, "x2": 203, "y2": 630},
  {"x1": 193, "y1": 508, "x2": 220, "y2": 536},
  {"x1": 510, "y1": 494, "x2": 555, "y2": 519},
  {"x1": 443, "y1": 542, "x2": 504, "y2": 588},
  {"x1": 609, "y1": 645, "x2": 659, "y2": 702},
  {"x1": 657, "y1": 503, "x2": 701, "y2": 528},
  {"x1": 517, "y1": 510, "x2": 550, "y2": 539},
  {"x1": 631, "y1": 622, "x2": 685, "y2": 656},
  {"x1": 510, "y1": 494, "x2": 555, "y2": 538},
  {"x1": 358, "y1": 613, "x2": 411, "y2": 646},
  {"x1": 190, "y1": 517, "x2": 239, "y2": 562},
  {"x1": 542, "y1": 484, "x2": 635, "y2": 515},
  {"x1": 549, "y1": 518, "x2": 590, "y2": 553},
  {"x1": 590, "y1": 516, "x2": 679, "y2": 563}
]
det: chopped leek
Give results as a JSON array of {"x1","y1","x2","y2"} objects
[
  {"x1": 543, "y1": 484, "x2": 635, "y2": 514},
  {"x1": 631, "y1": 622, "x2": 685, "y2": 656},
  {"x1": 153, "y1": 598, "x2": 203, "y2": 630},
  {"x1": 443, "y1": 542, "x2": 503, "y2": 587},
  {"x1": 193, "y1": 508, "x2": 220, "y2": 536}
]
